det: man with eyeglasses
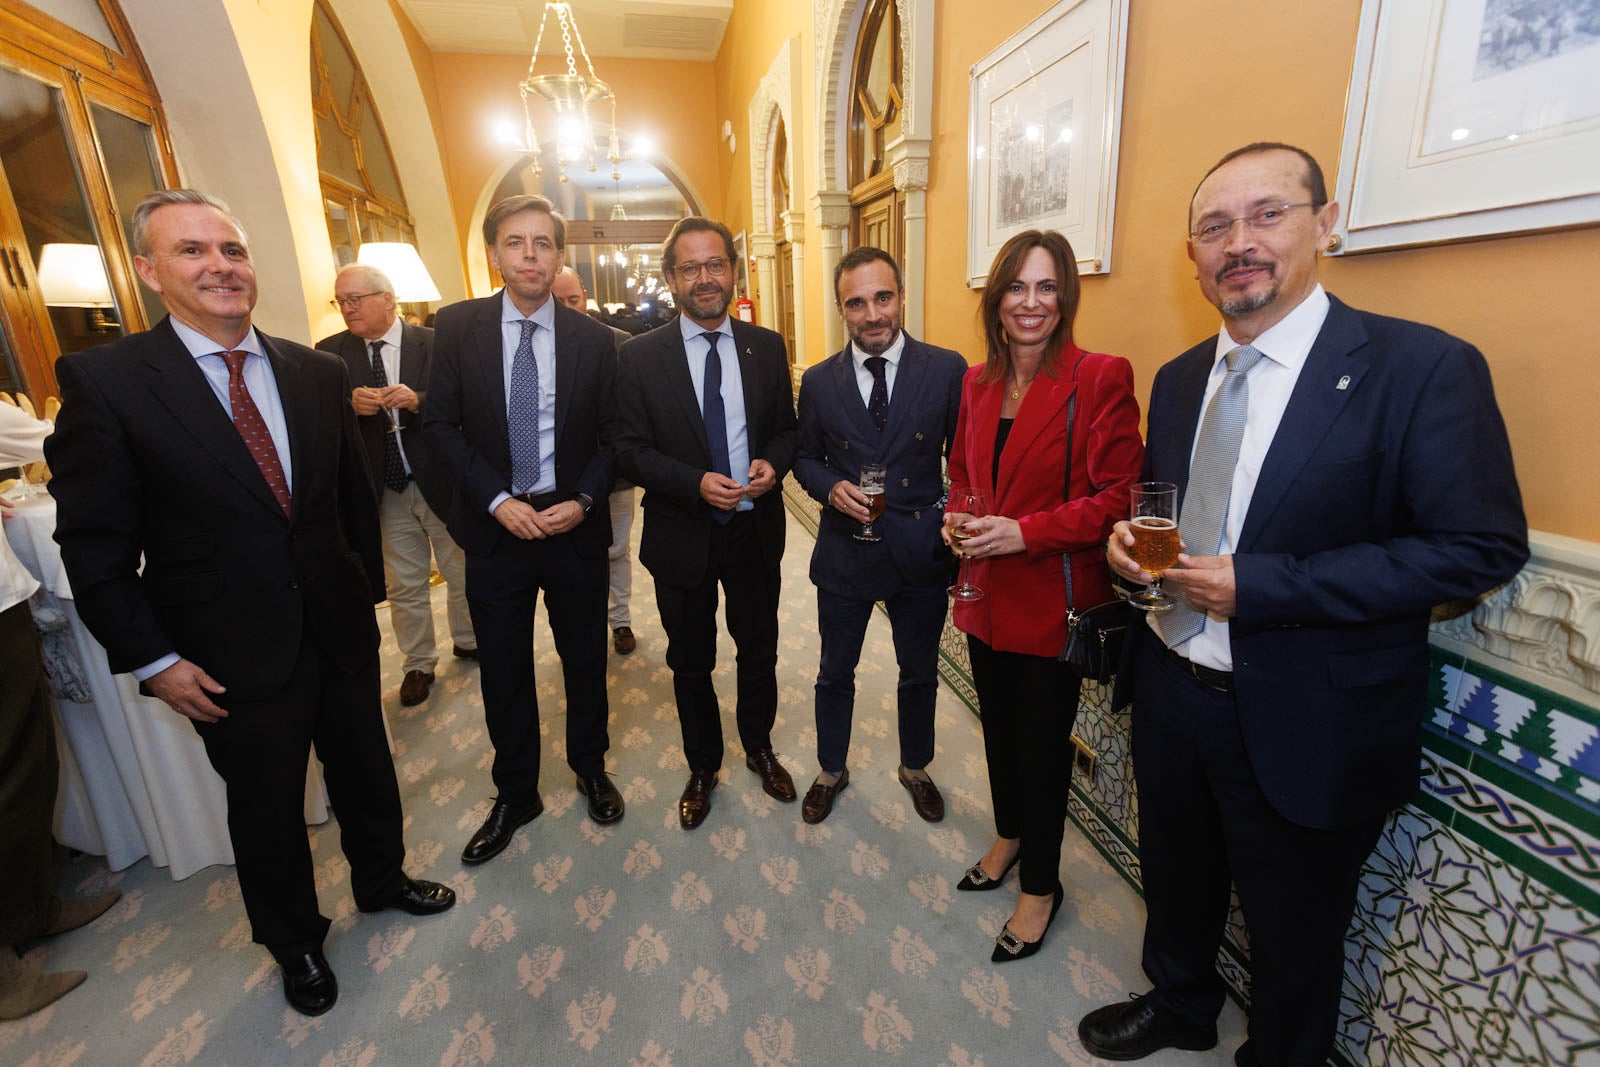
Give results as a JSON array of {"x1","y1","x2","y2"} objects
[
  {"x1": 613, "y1": 217, "x2": 798, "y2": 829},
  {"x1": 316, "y1": 264, "x2": 474, "y2": 708},
  {"x1": 1080, "y1": 144, "x2": 1527, "y2": 1064},
  {"x1": 424, "y1": 195, "x2": 626, "y2": 861}
]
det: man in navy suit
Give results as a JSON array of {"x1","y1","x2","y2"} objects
[
  {"x1": 1078, "y1": 144, "x2": 1528, "y2": 1065},
  {"x1": 791, "y1": 247, "x2": 965, "y2": 824}
]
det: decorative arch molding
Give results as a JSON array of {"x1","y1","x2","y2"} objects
[
  {"x1": 813, "y1": 0, "x2": 934, "y2": 349},
  {"x1": 747, "y1": 37, "x2": 806, "y2": 368}
]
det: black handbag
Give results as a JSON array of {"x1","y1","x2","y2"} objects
[{"x1": 1057, "y1": 355, "x2": 1134, "y2": 683}]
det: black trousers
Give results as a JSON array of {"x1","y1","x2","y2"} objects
[
  {"x1": 814, "y1": 583, "x2": 946, "y2": 774},
  {"x1": 466, "y1": 531, "x2": 610, "y2": 801},
  {"x1": 967, "y1": 635, "x2": 1081, "y2": 896},
  {"x1": 1130, "y1": 624, "x2": 1384, "y2": 1067},
  {"x1": 0, "y1": 601, "x2": 57, "y2": 946},
  {"x1": 192, "y1": 634, "x2": 405, "y2": 960},
  {"x1": 655, "y1": 512, "x2": 780, "y2": 773}
]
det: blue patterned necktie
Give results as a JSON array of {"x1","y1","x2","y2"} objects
[
  {"x1": 701, "y1": 332, "x2": 734, "y2": 525},
  {"x1": 1163, "y1": 343, "x2": 1264, "y2": 648},
  {"x1": 508, "y1": 319, "x2": 542, "y2": 491},
  {"x1": 865, "y1": 355, "x2": 889, "y2": 431},
  {"x1": 369, "y1": 341, "x2": 408, "y2": 493}
]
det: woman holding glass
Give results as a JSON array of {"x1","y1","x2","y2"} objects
[{"x1": 943, "y1": 230, "x2": 1143, "y2": 962}]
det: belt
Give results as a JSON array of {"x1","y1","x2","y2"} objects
[
  {"x1": 1163, "y1": 647, "x2": 1234, "y2": 693},
  {"x1": 512, "y1": 491, "x2": 566, "y2": 510}
]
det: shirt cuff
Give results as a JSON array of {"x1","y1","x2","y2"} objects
[
  {"x1": 132, "y1": 652, "x2": 180, "y2": 682},
  {"x1": 489, "y1": 491, "x2": 512, "y2": 515}
]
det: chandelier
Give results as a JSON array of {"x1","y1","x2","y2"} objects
[{"x1": 515, "y1": 2, "x2": 622, "y2": 183}]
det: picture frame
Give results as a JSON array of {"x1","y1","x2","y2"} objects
[
  {"x1": 1330, "y1": 0, "x2": 1600, "y2": 255},
  {"x1": 966, "y1": 0, "x2": 1129, "y2": 287}
]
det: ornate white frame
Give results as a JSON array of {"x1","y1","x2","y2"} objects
[{"x1": 747, "y1": 37, "x2": 808, "y2": 370}]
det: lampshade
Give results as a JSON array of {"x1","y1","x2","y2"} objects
[
  {"x1": 356, "y1": 242, "x2": 441, "y2": 302},
  {"x1": 37, "y1": 243, "x2": 114, "y2": 307}
]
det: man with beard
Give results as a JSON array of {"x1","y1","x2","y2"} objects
[
  {"x1": 790, "y1": 247, "x2": 965, "y2": 824},
  {"x1": 1077, "y1": 144, "x2": 1527, "y2": 1065},
  {"x1": 613, "y1": 217, "x2": 797, "y2": 829}
]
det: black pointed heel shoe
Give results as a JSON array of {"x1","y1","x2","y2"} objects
[
  {"x1": 991, "y1": 883, "x2": 1064, "y2": 963},
  {"x1": 956, "y1": 851, "x2": 1020, "y2": 892}
]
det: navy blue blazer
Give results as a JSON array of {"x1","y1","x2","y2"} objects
[
  {"x1": 792, "y1": 334, "x2": 966, "y2": 599},
  {"x1": 1121, "y1": 295, "x2": 1528, "y2": 829}
]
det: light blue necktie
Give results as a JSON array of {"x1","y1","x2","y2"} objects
[
  {"x1": 508, "y1": 319, "x2": 542, "y2": 491},
  {"x1": 1163, "y1": 344, "x2": 1263, "y2": 648}
]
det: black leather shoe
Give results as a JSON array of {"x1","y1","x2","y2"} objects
[
  {"x1": 576, "y1": 773, "x2": 625, "y2": 824},
  {"x1": 452, "y1": 645, "x2": 479, "y2": 659},
  {"x1": 957, "y1": 851, "x2": 1020, "y2": 891},
  {"x1": 679, "y1": 770, "x2": 717, "y2": 829},
  {"x1": 897, "y1": 766, "x2": 945, "y2": 822},
  {"x1": 281, "y1": 951, "x2": 337, "y2": 1016},
  {"x1": 745, "y1": 747, "x2": 797, "y2": 802},
  {"x1": 1078, "y1": 994, "x2": 1218, "y2": 1060},
  {"x1": 361, "y1": 877, "x2": 456, "y2": 916},
  {"x1": 991, "y1": 883, "x2": 1065, "y2": 963},
  {"x1": 800, "y1": 769, "x2": 849, "y2": 824},
  {"x1": 461, "y1": 795, "x2": 543, "y2": 864}
]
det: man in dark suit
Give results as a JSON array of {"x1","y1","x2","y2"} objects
[
  {"x1": 1078, "y1": 145, "x2": 1528, "y2": 1065},
  {"x1": 614, "y1": 216, "x2": 798, "y2": 829},
  {"x1": 45, "y1": 190, "x2": 455, "y2": 1018},
  {"x1": 316, "y1": 264, "x2": 474, "y2": 708},
  {"x1": 791, "y1": 247, "x2": 964, "y2": 824},
  {"x1": 423, "y1": 194, "x2": 624, "y2": 860}
]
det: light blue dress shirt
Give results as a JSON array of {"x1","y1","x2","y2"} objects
[
  {"x1": 680, "y1": 314, "x2": 752, "y2": 512},
  {"x1": 488, "y1": 291, "x2": 558, "y2": 513}
]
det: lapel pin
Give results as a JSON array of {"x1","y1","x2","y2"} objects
[{"x1": 1336, "y1": 375, "x2": 1351, "y2": 391}]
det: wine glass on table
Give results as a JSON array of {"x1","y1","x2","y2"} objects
[
  {"x1": 854, "y1": 463, "x2": 886, "y2": 542},
  {"x1": 946, "y1": 485, "x2": 988, "y2": 602},
  {"x1": 1127, "y1": 481, "x2": 1180, "y2": 612}
]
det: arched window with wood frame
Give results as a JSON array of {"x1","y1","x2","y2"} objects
[
  {"x1": 0, "y1": 0, "x2": 180, "y2": 401},
  {"x1": 769, "y1": 115, "x2": 795, "y2": 364},
  {"x1": 847, "y1": 0, "x2": 904, "y2": 263},
  {"x1": 310, "y1": 0, "x2": 414, "y2": 270}
]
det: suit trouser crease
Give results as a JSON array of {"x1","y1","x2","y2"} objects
[
  {"x1": 1131, "y1": 625, "x2": 1385, "y2": 1067},
  {"x1": 0, "y1": 601, "x2": 59, "y2": 946},
  {"x1": 380, "y1": 480, "x2": 473, "y2": 673},
  {"x1": 607, "y1": 487, "x2": 636, "y2": 629},
  {"x1": 814, "y1": 584, "x2": 945, "y2": 774},
  {"x1": 966, "y1": 635, "x2": 1081, "y2": 897}
]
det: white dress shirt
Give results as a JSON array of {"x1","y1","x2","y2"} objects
[
  {"x1": 489, "y1": 291, "x2": 558, "y2": 512},
  {"x1": 680, "y1": 313, "x2": 753, "y2": 512},
  {"x1": 851, "y1": 329, "x2": 905, "y2": 406},
  {"x1": 0, "y1": 401, "x2": 50, "y2": 613},
  {"x1": 365, "y1": 316, "x2": 413, "y2": 474},
  {"x1": 1159, "y1": 285, "x2": 1331, "y2": 670}
]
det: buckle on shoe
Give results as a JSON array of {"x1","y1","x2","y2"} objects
[{"x1": 995, "y1": 927, "x2": 1023, "y2": 955}]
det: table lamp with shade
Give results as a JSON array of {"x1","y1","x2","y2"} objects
[
  {"x1": 36, "y1": 243, "x2": 119, "y2": 331},
  {"x1": 356, "y1": 242, "x2": 441, "y2": 308}
]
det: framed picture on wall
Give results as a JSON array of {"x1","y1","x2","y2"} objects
[
  {"x1": 1331, "y1": 0, "x2": 1600, "y2": 254},
  {"x1": 966, "y1": 0, "x2": 1129, "y2": 286}
]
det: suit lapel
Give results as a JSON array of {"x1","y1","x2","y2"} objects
[
  {"x1": 880, "y1": 336, "x2": 931, "y2": 453},
  {"x1": 345, "y1": 331, "x2": 378, "y2": 387},
  {"x1": 829, "y1": 347, "x2": 878, "y2": 443},
  {"x1": 995, "y1": 366, "x2": 1075, "y2": 507},
  {"x1": 398, "y1": 325, "x2": 424, "y2": 390},
  {"x1": 1159, "y1": 344, "x2": 1217, "y2": 499},
  {"x1": 552, "y1": 305, "x2": 577, "y2": 447},
  {"x1": 730, "y1": 320, "x2": 766, "y2": 452},
  {"x1": 262, "y1": 330, "x2": 312, "y2": 525},
  {"x1": 671, "y1": 319, "x2": 711, "y2": 459},
  {"x1": 474, "y1": 296, "x2": 511, "y2": 459}
]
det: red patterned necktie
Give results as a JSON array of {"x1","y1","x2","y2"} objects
[{"x1": 221, "y1": 350, "x2": 291, "y2": 517}]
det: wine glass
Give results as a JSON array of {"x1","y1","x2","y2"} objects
[
  {"x1": 946, "y1": 486, "x2": 989, "y2": 602},
  {"x1": 854, "y1": 464, "x2": 887, "y2": 542},
  {"x1": 1127, "y1": 482, "x2": 1180, "y2": 612}
]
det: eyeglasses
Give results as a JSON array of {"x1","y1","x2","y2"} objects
[
  {"x1": 671, "y1": 258, "x2": 731, "y2": 282},
  {"x1": 1189, "y1": 203, "x2": 1317, "y2": 245},
  {"x1": 330, "y1": 291, "x2": 385, "y2": 310}
]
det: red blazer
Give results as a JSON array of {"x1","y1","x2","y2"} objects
[{"x1": 949, "y1": 345, "x2": 1144, "y2": 657}]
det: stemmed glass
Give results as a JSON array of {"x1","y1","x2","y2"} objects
[
  {"x1": 946, "y1": 486, "x2": 988, "y2": 602},
  {"x1": 1127, "y1": 481, "x2": 1180, "y2": 612},
  {"x1": 854, "y1": 463, "x2": 887, "y2": 542}
]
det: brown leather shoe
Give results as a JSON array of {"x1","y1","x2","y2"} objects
[
  {"x1": 612, "y1": 626, "x2": 636, "y2": 654},
  {"x1": 679, "y1": 770, "x2": 718, "y2": 829},
  {"x1": 745, "y1": 747, "x2": 797, "y2": 802},
  {"x1": 800, "y1": 769, "x2": 849, "y2": 824},
  {"x1": 399, "y1": 670, "x2": 435, "y2": 707},
  {"x1": 898, "y1": 766, "x2": 945, "y2": 822}
]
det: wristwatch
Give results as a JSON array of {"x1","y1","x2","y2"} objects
[{"x1": 575, "y1": 492, "x2": 594, "y2": 516}]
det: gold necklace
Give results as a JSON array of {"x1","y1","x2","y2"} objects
[{"x1": 1008, "y1": 373, "x2": 1037, "y2": 401}]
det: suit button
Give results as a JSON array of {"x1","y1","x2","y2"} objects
[
  {"x1": 913, "y1": 510, "x2": 921, "y2": 520},
  {"x1": 915, "y1": 432, "x2": 924, "y2": 440},
  {"x1": 843, "y1": 441, "x2": 850, "y2": 450},
  {"x1": 900, "y1": 477, "x2": 909, "y2": 487},
  {"x1": 289, "y1": 580, "x2": 300, "y2": 590}
]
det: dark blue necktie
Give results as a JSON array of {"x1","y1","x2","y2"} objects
[
  {"x1": 865, "y1": 355, "x2": 889, "y2": 431},
  {"x1": 369, "y1": 341, "x2": 409, "y2": 493},
  {"x1": 701, "y1": 332, "x2": 733, "y2": 525},
  {"x1": 508, "y1": 319, "x2": 542, "y2": 491}
]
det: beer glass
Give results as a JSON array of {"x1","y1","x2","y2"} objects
[
  {"x1": 854, "y1": 463, "x2": 887, "y2": 542},
  {"x1": 946, "y1": 486, "x2": 988, "y2": 602},
  {"x1": 1127, "y1": 481, "x2": 1179, "y2": 612}
]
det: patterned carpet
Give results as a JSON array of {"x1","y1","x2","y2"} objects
[{"x1": 2, "y1": 503, "x2": 1245, "y2": 1066}]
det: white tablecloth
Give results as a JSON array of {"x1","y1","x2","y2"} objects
[{"x1": 3, "y1": 493, "x2": 329, "y2": 879}]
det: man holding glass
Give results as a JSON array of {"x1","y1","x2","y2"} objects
[
  {"x1": 791, "y1": 247, "x2": 965, "y2": 824},
  {"x1": 1083, "y1": 144, "x2": 1528, "y2": 1065}
]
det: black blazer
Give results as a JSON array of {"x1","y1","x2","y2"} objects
[
  {"x1": 46, "y1": 318, "x2": 385, "y2": 699},
  {"x1": 793, "y1": 334, "x2": 965, "y2": 599},
  {"x1": 422, "y1": 292, "x2": 616, "y2": 558},
  {"x1": 316, "y1": 322, "x2": 451, "y2": 519},
  {"x1": 1119, "y1": 295, "x2": 1528, "y2": 829},
  {"x1": 614, "y1": 316, "x2": 796, "y2": 588}
]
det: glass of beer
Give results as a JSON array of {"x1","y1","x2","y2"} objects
[
  {"x1": 854, "y1": 463, "x2": 887, "y2": 542},
  {"x1": 946, "y1": 485, "x2": 988, "y2": 602},
  {"x1": 1127, "y1": 481, "x2": 1180, "y2": 612}
]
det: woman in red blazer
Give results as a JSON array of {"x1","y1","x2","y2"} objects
[{"x1": 943, "y1": 230, "x2": 1143, "y2": 962}]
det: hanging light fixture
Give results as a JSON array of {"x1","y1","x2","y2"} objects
[{"x1": 513, "y1": 2, "x2": 622, "y2": 183}]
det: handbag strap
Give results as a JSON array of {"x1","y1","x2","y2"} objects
[{"x1": 1060, "y1": 352, "x2": 1087, "y2": 622}]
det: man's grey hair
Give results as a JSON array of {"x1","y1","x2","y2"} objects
[
  {"x1": 131, "y1": 189, "x2": 248, "y2": 257},
  {"x1": 336, "y1": 262, "x2": 394, "y2": 295}
]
